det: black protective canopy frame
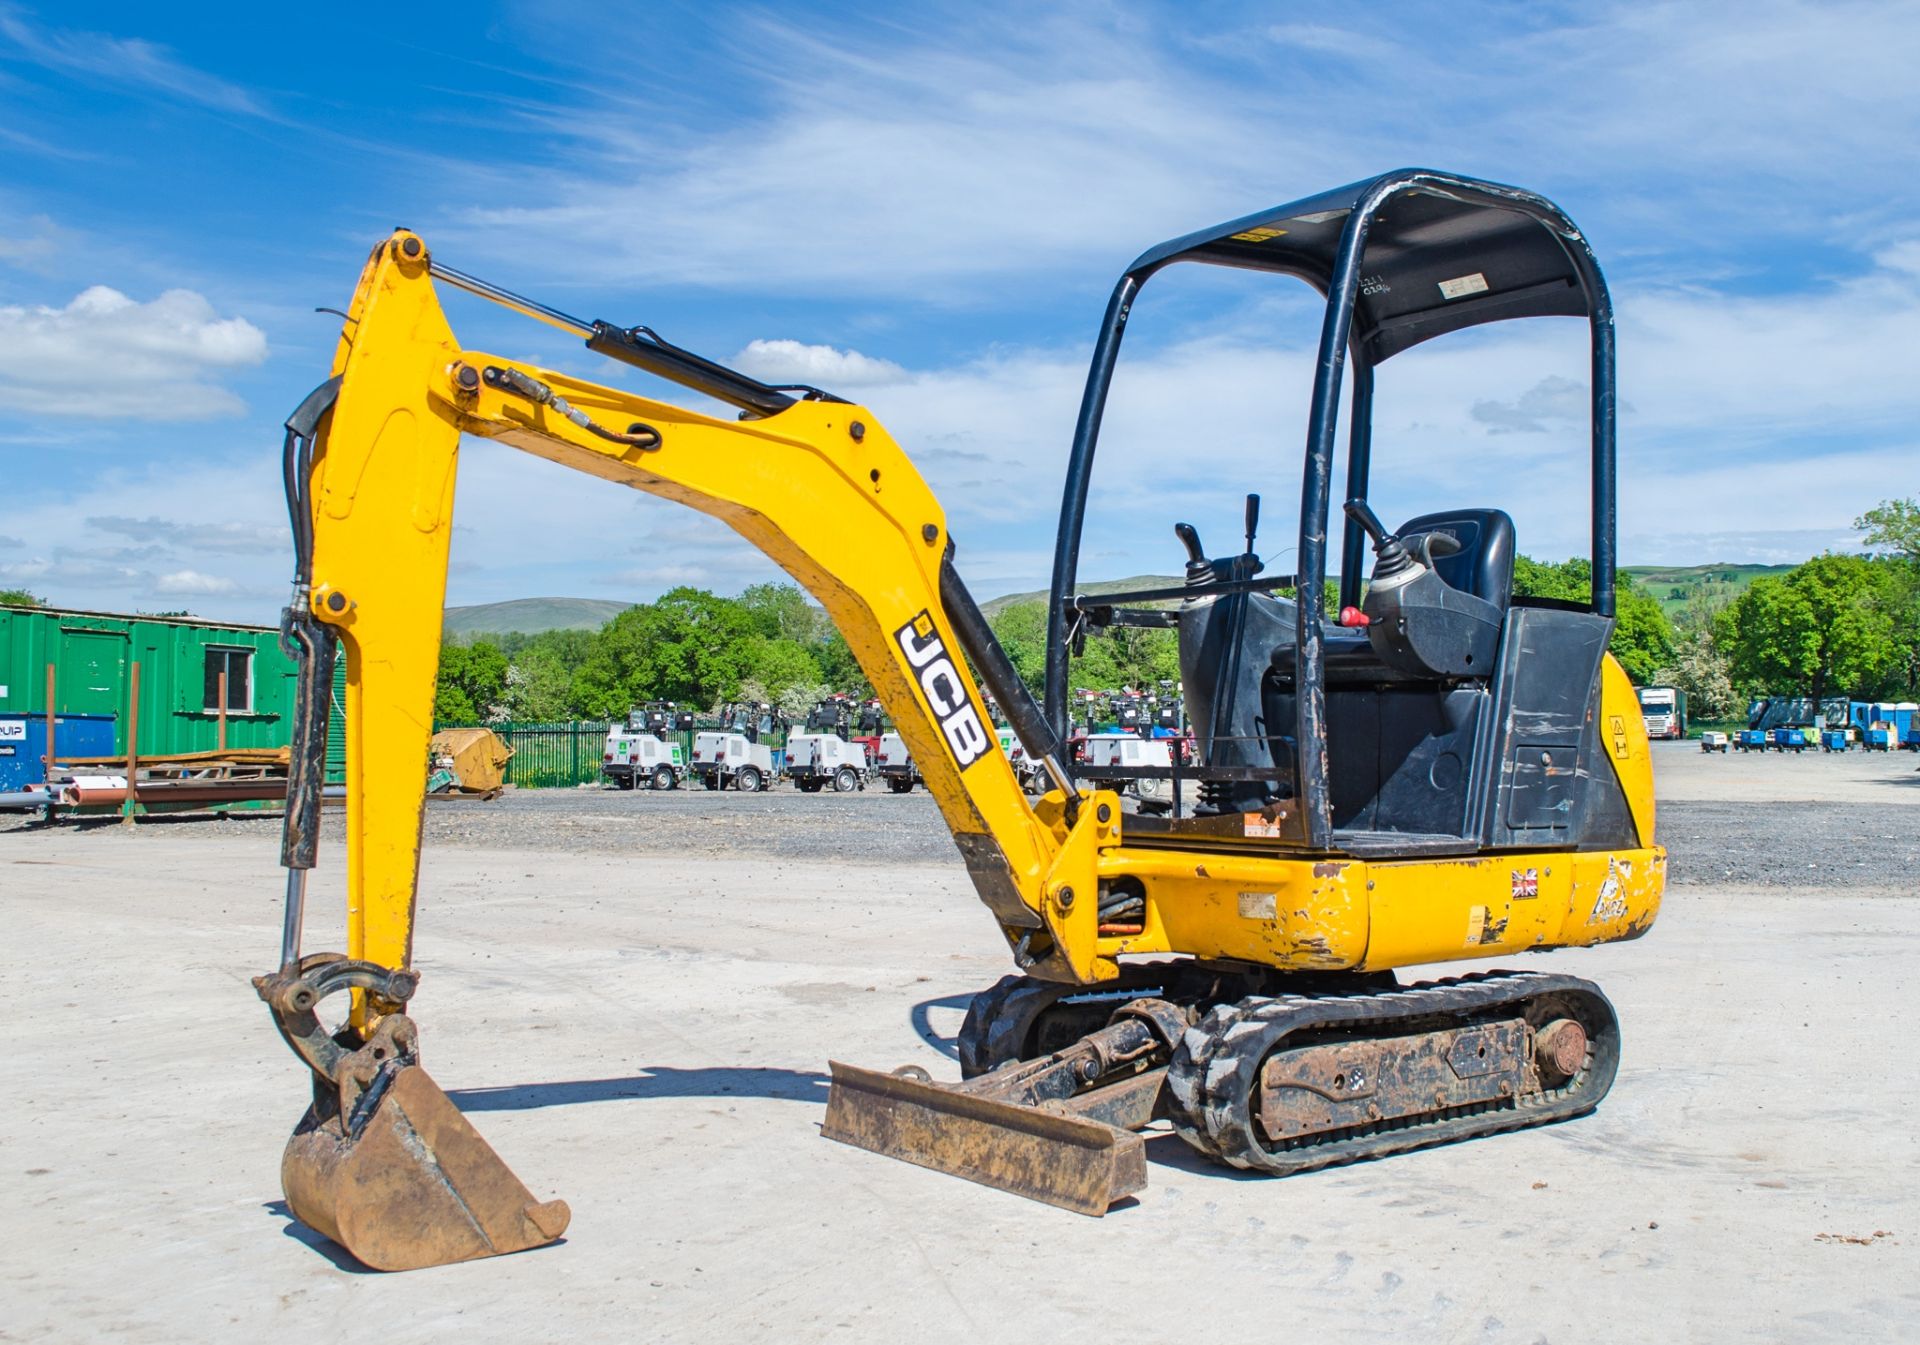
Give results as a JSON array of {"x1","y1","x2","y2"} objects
[{"x1": 1044, "y1": 169, "x2": 1617, "y2": 849}]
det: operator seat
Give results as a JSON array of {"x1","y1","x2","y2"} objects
[
  {"x1": 1395, "y1": 508, "x2": 1516, "y2": 614},
  {"x1": 1319, "y1": 506, "x2": 1516, "y2": 684}
]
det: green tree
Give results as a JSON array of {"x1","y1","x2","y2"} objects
[
  {"x1": 1856, "y1": 498, "x2": 1920, "y2": 561},
  {"x1": 1073, "y1": 624, "x2": 1181, "y2": 691},
  {"x1": 738, "y1": 582, "x2": 826, "y2": 644},
  {"x1": 740, "y1": 635, "x2": 822, "y2": 703},
  {"x1": 0, "y1": 587, "x2": 43, "y2": 607},
  {"x1": 496, "y1": 627, "x2": 597, "y2": 671},
  {"x1": 987, "y1": 601, "x2": 1049, "y2": 692},
  {"x1": 814, "y1": 630, "x2": 872, "y2": 697},
  {"x1": 1876, "y1": 558, "x2": 1920, "y2": 696},
  {"x1": 1717, "y1": 554, "x2": 1897, "y2": 704},
  {"x1": 1655, "y1": 626, "x2": 1738, "y2": 719},
  {"x1": 1511, "y1": 556, "x2": 1674, "y2": 683},
  {"x1": 573, "y1": 587, "x2": 756, "y2": 716},
  {"x1": 436, "y1": 640, "x2": 509, "y2": 723},
  {"x1": 988, "y1": 598, "x2": 1181, "y2": 702},
  {"x1": 500, "y1": 646, "x2": 576, "y2": 721},
  {"x1": 1853, "y1": 502, "x2": 1920, "y2": 696},
  {"x1": 1654, "y1": 591, "x2": 1738, "y2": 718}
]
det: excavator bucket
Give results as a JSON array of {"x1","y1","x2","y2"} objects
[
  {"x1": 281, "y1": 1061, "x2": 571, "y2": 1272},
  {"x1": 256, "y1": 945, "x2": 569, "y2": 1273},
  {"x1": 822, "y1": 1061, "x2": 1148, "y2": 1216}
]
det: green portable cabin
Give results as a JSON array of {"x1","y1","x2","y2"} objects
[{"x1": 0, "y1": 603, "x2": 299, "y2": 758}]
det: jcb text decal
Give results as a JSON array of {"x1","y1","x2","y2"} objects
[{"x1": 895, "y1": 612, "x2": 991, "y2": 770}]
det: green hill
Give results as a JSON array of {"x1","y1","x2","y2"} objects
[
  {"x1": 1620, "y1": 564, "x2": 1796, "y2": 618},
  {"x1": 444, "y1": 597, "x2": 633, "y2": 636},
  {"x1": 447, "y1": 564, "x2": 1793, "y2": 636},
  {"x1": 981, "y1": 575, "x2": 1184, "y2": 617}
]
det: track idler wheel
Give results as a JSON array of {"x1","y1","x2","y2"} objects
[{"x1": 255, "y1": 956, "x2": 570, "y2": 1271}]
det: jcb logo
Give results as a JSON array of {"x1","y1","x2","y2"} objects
[{"x1": 895, "y1": 612, "x2": 990, "y2": 770}]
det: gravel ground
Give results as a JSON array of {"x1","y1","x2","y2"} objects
[
  {"x1": 9, "y1": 739, "x2": 1917, "y2": 890},
  {"x1": 5, "y1": 741, "x2": 1917, "y2": 1342},
  {"x1": 7, "y1": 780, "x2": 1918, "y2": 1342}
]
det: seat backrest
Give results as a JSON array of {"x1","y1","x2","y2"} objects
[{"x1": 1396, "y1": 508, "x2": 1516, "y2": 612}]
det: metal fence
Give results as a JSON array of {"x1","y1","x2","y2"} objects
[{"x1": 489, "y1": 721, "x2": 612, "y2": 788}]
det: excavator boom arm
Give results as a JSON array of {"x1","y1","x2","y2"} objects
[{"x1": 287, "y1": 232, "x2": 1115, "y2": 996}]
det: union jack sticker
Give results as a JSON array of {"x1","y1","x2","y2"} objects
[{"x1": 1511, "y1": 867, "x2": 1540, "y2": 900}]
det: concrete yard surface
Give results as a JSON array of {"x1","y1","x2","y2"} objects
[{"x1": 3, "y1": 746, "x2": 1918, "y2": 1343}]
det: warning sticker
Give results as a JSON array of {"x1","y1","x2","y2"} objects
[
  {"x1": 1587, "y1": 858, "x2": 1632, "y2": 925},
  {"x1": 1238, "y1": 891, "x2": 1278, "y2": 920},
  {"x1": 1243, "y1": 813, "x2": 1286, "y2": 838},
  {"x1": 1466, "y1": 905, "x2": 1507, "y2": 945},
  {"x1": 1230, "y1": 225, "x2": 1288, "y2": 244},
  {"x1": 1438, "y1": 272, "x2": 1490, "y2": 300}
]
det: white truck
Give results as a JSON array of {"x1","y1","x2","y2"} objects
[
  {"x1": 786, "y1": 732, "x2": 871, "y2": 792},
  {"x1": 876, "y1": 731, "x2": 921, "y2": 794},
  {"x1": 601, "y1": 726, "x2": 686, "y2": 790},
  {"x1": 1083, "y1": 732, "x2": 1176, "y2": 814},
  {"x1": 1636, "y1": 685, "x2": 1687, "y2": 740},
  {"x1": 997, "y1": 725, "x2": 1047, "y2": 795},
  {"x1": 689, "y1": 731, "x2": 779, "y2": 792}
]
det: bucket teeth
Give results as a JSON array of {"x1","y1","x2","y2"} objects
[
  {"x1": 281, "y1": 1063, "x2": 570, "y2": 1272},
  {"x1": 821, "y1": 1061, "x2": 1147, "y2": 1216}
]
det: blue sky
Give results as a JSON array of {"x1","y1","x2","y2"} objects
[{"x1": 2, "y1": 0, "x2": 1916, "y2": 623}]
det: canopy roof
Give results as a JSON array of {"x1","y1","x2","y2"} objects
[{"x1": 1127, "y1": 169, "x2": 1597, "y2": 364}]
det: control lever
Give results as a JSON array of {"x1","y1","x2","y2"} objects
[
  {"x1": 1243, "y1": 493, "x2": 1260, "y2": 555},
  {"x1": 1174, "y1": 522, "x2": 1206, "y2": 566},
  {"x1": 1342, "y1": 499, "x2": 1416, "y2": 582},
  {"x1": 1342, "y1": 498, "x2": 1391, "y2": 548}
]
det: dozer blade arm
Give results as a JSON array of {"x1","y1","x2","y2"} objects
[{"x1": 264, "y1": 232, "x2": 1121, "y2": 1270}]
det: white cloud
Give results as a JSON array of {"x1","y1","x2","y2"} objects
[
  {"x1": 418, "y1": 0, "x2": 1920, "y2": 309},
  {"x1": 0, "y1": 455, "x2": 290, "y2": 617},
  {"x1": 731, "y1": 340, "x2": 907, "y2": 390},
  {"x1": 151, "y1": 569, "x2": 238, "y2": 595},
  {"x1": 0, "y1": 212, "x2": 62, "y2": 269},
  {"x1": 86, "y1": 515, "x2": 283, "y2": 554},
  {"x1": 441, "y1": 10, "x2": 1340, "y2": 297},
  {"x1": 1471, "y1": 375, "x2": 1590, "y2": 434},
  {"x1": 0, "y1": 285, "x2": 267, "y2": 420},
  {"x1": 0, "y1": 11, "x2": 265, "y2": 116}
]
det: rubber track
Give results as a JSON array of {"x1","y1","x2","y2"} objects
[
  {"x1": 1165, "y1": 970, "x2": 1619, "y2": 1175},
  {"x1": 956, "y1": 974, "x2": 1049, "y2": 1078},
  {"x1": 956, "y1": 962, "x2": 1207, "y2": 1079}
]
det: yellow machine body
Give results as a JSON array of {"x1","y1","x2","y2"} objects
[
  {"x1": 260, "y1": 224, "x2": 1662, "y2": 1267},
  {"x1": 312, "y1": 234, "x2": 1661, "y2": 999}
]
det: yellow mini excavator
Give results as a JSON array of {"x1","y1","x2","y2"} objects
[{"x1": 254, "y1": 169, "x2": 1663, "y2": 1271}]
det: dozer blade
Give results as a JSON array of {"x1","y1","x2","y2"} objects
[
  {"x1": 822, "y1": 1061, "x2": 1147, "y2": 1216},
  {"x1": 281, "y1": 1062, "x2": 571, "y2": 1272}
]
